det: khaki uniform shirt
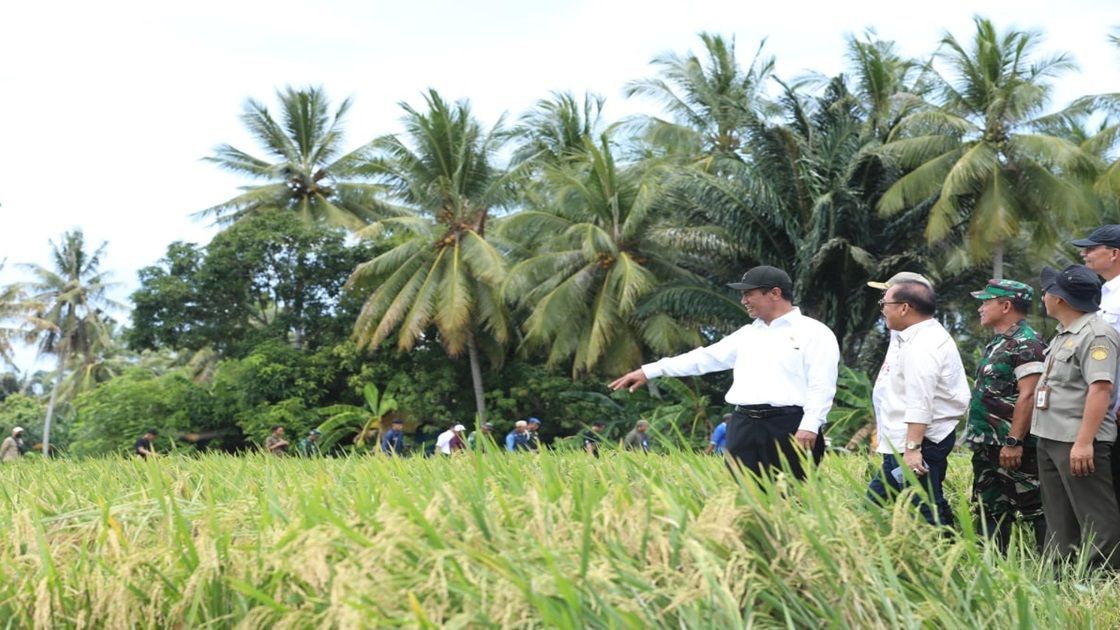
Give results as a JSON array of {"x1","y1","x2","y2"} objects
[
  {"x1": 0, "y1": 437, "x2": 21, "y2": 462},
  {"x1": 264, "y1": 434, "x2": 287, "y2": 455},
  {"x1": 1031, "y1": 313, "x2": 1120, "y2": 443}
]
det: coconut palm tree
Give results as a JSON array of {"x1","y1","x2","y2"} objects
[
  {"x1": 348, "y1": 90, "x2": 512, "y2": 422},
  {"x1": 52, "y1": 317, "x2": 129, "y2": 405},
  {"x1": 1069, "y1": 28, "x2": 1120, "y2": 207},
  {"x1": 199, "y1": 86, "x2": 399, "y2": 229},
  {"x1": 665, "y1": 72, "x2": 933, "y2": 361},
  {"x1": 0, "y1": 262, "x2": 24, "y2": 368},
  {"x1": 501, "y1": 133, "x2": 728, "y2": 376},
  {"x1": 840, "y1": 32, "x2": 937, "y2": 143},
  {"x1": 624, "y1": 32, "x2": 777, "y2": 166},
  {"x1": 877, "y1": 17, "x2": 1100, "y2": 278},
  {"x1": 20, "y1": 230, "x2": 119, "y2": 456},
  {"x1": 511, "y1": 91, "x2": 606, "y2": 168}
]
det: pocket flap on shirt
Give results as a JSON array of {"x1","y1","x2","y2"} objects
[{"x1": 1053, "y1": 347, "x2": 1076, "y2": 362}]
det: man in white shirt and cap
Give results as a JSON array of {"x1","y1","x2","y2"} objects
[
  {"x1": 436, "y1": 424, "x2": 467, "y2": 455},
  {"x1": 866, "y1": 279, "x2": 970, "y2": 526},
  {"x1": 866, "y1": 271, "x2": 935, "y2": 435},
  {"x1": 609, "y1": 265, "x2": 840, "y2": 480}
]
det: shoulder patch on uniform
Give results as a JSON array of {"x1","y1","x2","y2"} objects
[{"x1": 1091, "y1": 345, "x2": 1110, "y2": 361}]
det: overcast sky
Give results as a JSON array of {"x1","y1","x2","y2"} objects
[{"x1": 1, "y1": 0, "x2": 1117, "y2": 359}]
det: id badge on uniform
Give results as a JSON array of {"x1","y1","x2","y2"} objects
[{"x1": 1035, "y1": 385, "x2": 1050, "y2": 410}]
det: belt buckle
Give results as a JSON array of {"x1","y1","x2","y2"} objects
[{"x1": 742, "y1": 408, "x2": 765, "y2": 419}]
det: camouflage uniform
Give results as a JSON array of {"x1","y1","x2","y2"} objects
[{"x1": 964, "y1": 280, "x2": 1046, "y2": 548}]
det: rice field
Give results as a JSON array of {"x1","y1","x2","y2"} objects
[{"x1": 0, "y1": 448, "x2": 1117, "y2": 628}]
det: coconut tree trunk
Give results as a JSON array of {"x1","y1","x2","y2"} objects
[
  {"x1": 42, "y1": 353, "x2": 65, "y2": 459},
  {"x1": 292, "y1": 254, "x2": 306, "y2": 350},
  {"x1": 992, "y1": 242, "x2": 1004, "y2": 280},
  {"x1": 466, "y1": 333, "x2": 486, "y2": 424}
]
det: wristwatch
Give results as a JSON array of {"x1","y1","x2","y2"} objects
[
  {"x1": 904, "y1": 441, "x2": 922, "y2": 451},
  {"x1": 1004, "y1": 435, "x2": 1024, "y2": 447}
]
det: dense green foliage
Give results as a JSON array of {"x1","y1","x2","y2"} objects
[
  {"x1": 128, "y1": 211, "x2": 375, "y2": 355},
  {"x1": 0, "y1": 452, "x2": 1116, "y2": 625},
  {"x1": 0, "y1": 20, "x2": 1117, "y2": 455},
  {"x1": 68, "y1": 369, "x2": 216, "y2": 457}
]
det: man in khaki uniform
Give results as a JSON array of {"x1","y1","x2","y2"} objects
[
  {"x1": 0, "y1": 427, "x2": 24, "y2": 462},
  {"x1": 1033, "y1": 265, "x2": 1120, "y2": 567}
]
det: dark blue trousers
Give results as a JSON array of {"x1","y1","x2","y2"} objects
[{"x1": 867, "y1": 432, "x2": 956, "y2": 526}]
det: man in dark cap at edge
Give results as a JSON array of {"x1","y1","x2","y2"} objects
[
  {"x1": 1032, "y1": 264, "x2": 1120, "y2": 568},
  {"x1": 1075, "y1": 225, "x2": 1120, "y2": 510}
]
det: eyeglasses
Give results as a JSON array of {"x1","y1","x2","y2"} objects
[{"x1": 878, "y1": 299, "x2": 907, "y2": 308}]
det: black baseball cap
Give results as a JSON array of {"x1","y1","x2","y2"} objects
[
  {"x1": 1041, "y1": 265, "x2": 1101, "y2": 313},
  {"x1": 1072, "y1": 225, "x2": 1120, "y2": 249},
  {"x1": 727, "y1": 265, "x2": 793, "y2": 293}
]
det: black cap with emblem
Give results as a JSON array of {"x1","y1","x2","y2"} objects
[{"x1": 727, "y1": 265, "x2": 793, "y2": 294}]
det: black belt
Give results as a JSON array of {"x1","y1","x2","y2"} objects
[{"x1": 734, "y1": 404, "x2": 803, "y2": 419}]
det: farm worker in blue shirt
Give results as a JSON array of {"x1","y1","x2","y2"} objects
[
  {"x1": 506, "y1": 420, "x2": 530, "y2": 452},
  {"x1": 705, "y1": 415, "x2": 730, "y2": 455},
  {"x1": 381, "y1": 419, "x2": 406, "y2": 455}
]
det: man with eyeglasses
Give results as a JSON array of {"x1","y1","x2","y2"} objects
[
  {"x1": 866, "y1": 272, "x2": 935, "y2": 442},
  {"x1": 867, "y1": 280, "x2": 969, "y2": 526},
  {"x1": 1075, "y1": 225, "x2": 1120, "y2": 508},
  {"x1": 608, "y1": 265, "x2": 839, "y2": 481}
]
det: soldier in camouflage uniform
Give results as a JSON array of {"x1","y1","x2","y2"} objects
[{"x1": 964, "y1": 279, "x2": 1047, "y2": 552}]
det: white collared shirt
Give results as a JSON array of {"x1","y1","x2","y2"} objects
[
  {"x1": 872, "y1": 331, "x2": 900, "y2": 428},
  {"x1": 876, "y1": 318, "x2": 970, "y2": 454},
  {"x1": 1101, "y1": 275, "x2": 1120, "y2": 330},
  {"x1": 1098, "y1": 275, "x2": 1120, "y2": 413},
  {"x1": 436, "y1": 430, "x2": 454, "y2": 455},
  {"x1": 641, "y1": 308, "x2": 840, "y2": 433}
]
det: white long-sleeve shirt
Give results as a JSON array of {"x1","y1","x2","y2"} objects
[
  {"x1": 876, "y1": 318, "x2": 969, "y2": 454},
  {"x1": 1099, "y1": 275, "x2": 1120, "y2": 413},
  {"x1": 641, "y1": 308, "x2": 840, "y2": 433},
  {"x1": 872, "y1": 331, "x2": 900, "y2": 427},
  {"x1": 1100, "y1": 275, "x2": 1120, "y2": 330}
]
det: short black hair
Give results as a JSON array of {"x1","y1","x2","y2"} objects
[
  {"x1": 270, "y1": 424, "x2": 283, "y2": 432},
  {"x1": 998, "y1": 296, "x2": 1031, "y2": 315},
  {"x1": 748, "y1": 285, "x2": 794, "y2": 302},
  {"x1": 145, "y1": 428, "x2": 158, "y2": 436},
  {"x1": 892, "y1": 280, "x2": 936, "y2": 316}
]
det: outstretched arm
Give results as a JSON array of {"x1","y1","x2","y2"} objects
[{"x1": 610, "y1": 330, "x2": 743, "y2": 393}]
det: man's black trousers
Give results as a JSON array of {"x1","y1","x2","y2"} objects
[{"x1": 726, "y1": 406, "x2": 823, "y2": 480}]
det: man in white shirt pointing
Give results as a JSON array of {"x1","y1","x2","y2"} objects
[{"x1": 609, "y1": 265, "x2": 840, "y2": 480}]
